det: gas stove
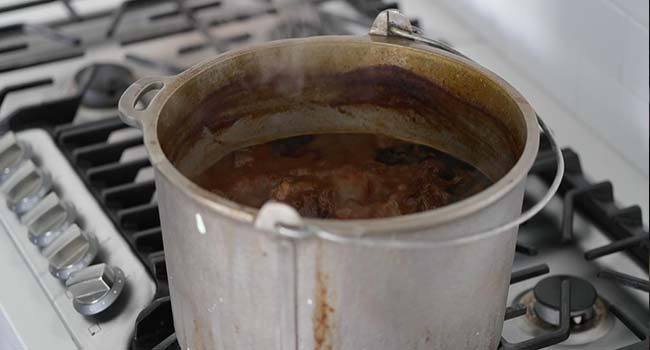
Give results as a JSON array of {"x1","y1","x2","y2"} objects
[{"x1": 0, "y1": 1, "x2": 647, "y2": 350}]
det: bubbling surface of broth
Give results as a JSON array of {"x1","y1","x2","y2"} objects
[{"x1": 192, "y1": 133, "x2": 493, "y2": 219}]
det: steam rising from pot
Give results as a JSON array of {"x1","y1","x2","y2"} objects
[{"x1": 249, "y1": 2, "x2": 327, "y2": 97}]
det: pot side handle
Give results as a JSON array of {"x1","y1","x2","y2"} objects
[{"x1": 118, "y1": 76, "x2": 170, "y2": 129}]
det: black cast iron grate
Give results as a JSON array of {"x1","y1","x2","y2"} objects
[
  {"x1": 532, "y1": 141, "x2": 649, "y2": 267},
  {"x1": 497, "y1": 133, "x2": 649, "y2": 350},
  {"x1": 52, "y1": 117, "x2": 170, "y2": 297},
  {"x1": 0, "y1": 0, "x2": 368, "y2": 75},
  {"x1": 0, "y1": 22, "x2": 83, "y2": 73}
]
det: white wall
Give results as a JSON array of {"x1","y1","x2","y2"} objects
[{"x1": 437, "y1": 0, "x2": 649, "y2": 175}]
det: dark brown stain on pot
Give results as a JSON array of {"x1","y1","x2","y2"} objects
[
  {"x1": 424, "y1": 329, "x2": 432, "y2": 344},
  {"x1": 165, "y1": 63, "x2": 523, "y2": 182},
  {"x1": 313, "y1": 245, "x2": 335, "y2": 350}
]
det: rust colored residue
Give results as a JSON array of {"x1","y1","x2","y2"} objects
[
  {"x1": 313, "y1": 247, "x2": 335, "y2": 350},
  {"x1": 166, "y1": 63, "x2": 520, "y2": 164},
  {"x1": 324, "y1": 65, "x2": 520, "y2": 159},
  {"x1": 192, "y1": 319, "x2": 204, "y2": 350}
]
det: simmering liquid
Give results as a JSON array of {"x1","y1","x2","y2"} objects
[{"x1": 193, "y1": 133, "x2": 493, "y2": 219}]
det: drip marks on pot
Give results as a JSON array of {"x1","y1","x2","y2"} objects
[
  {"x1": 192, "y1": 319, "x2": 203, "y2": 350},
  {"x1": 313, "y1": 245, "x2": 335, "y2": 350}
]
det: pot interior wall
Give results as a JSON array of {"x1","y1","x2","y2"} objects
[{"x1": 156, "y1": 38, "x2": 527, "y2": 184}]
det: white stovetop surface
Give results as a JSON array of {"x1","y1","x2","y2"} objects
[{"x1": 401, "y1": 0, "x2": 649, "y2": 225}]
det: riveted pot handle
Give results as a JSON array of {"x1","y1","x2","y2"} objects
[{"x1": 118, "y1": 76, "x2": 170, "y2": 129}]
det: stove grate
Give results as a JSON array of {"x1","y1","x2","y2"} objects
[
  {"x1": 51, "y1": 117, "x2": 170, "y2": 302},
  {"x1": 532, "y1": 137, "x2": 649, "y2": 267},
  {"x1": 0, "y1": 22, "x2": 83, "y2": 73},
  {"x1": 0, "y1": 0, "x2": 77, "y2": 15}
]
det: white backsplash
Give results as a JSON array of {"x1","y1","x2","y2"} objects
[{"x1": 432, "y1": 0, "x2": 649, "y2": 176}]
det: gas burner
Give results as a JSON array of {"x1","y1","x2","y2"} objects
[
  {"x1": 534, "y1": 275, "x2": 597, "y2": 326},
  {"x1": 514, "y1": 275, "x2": 615, "y2": 345},
  {"x1": 74, "y1": 63, "x2": 135, "y2": 108}
]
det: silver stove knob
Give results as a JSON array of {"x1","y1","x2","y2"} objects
[
  {"x1": 42, "y1": 224, "x2": 98, "y2": 280},
  {"x1": 1, "y1": 160, "x2": 51, "y2": 214},
  {"x1": 0, "y1": 132, "x2": 32, "y2": 184},
  {"x1": 66, "y1": 264, "x2": 125, "y2": 316},
  {"x1": 21, "y1": 192, "x2": 76, "y2": 248}
]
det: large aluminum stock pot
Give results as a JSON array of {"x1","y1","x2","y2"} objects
[{"x1": 118, "y1": 11, "x2": 544, "y2": 350}]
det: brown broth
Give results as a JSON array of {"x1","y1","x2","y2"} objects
[{"x1": 192, "y1": 133, "x2": 493, "y2": 219}]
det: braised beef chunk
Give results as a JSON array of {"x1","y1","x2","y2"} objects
[{"x1": 193, "y1": 133, "x2": 492, "y2": 219}]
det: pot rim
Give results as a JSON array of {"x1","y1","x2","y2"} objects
[{"x1": 128, "y1": 35, "x2": 540, "y2": 235}]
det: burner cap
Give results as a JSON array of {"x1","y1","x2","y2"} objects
[
  {"x1": 74, "y1": 63, "x2": 135, "y2": 108},
  {"x1": 533, "y1": 275, "x2": 597, "y2": 326}
]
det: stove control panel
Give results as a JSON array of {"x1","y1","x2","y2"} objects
[
  {"x1": 0, "y1": 129, "x2": 155, "y2": 350},
  {"x1": 0, "y1": 133, "x2": 97, "y2": 280}
]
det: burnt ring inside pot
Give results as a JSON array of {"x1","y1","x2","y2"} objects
[{"x1": 156, "y1": 38, "x2": 529, "y2": 205}]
